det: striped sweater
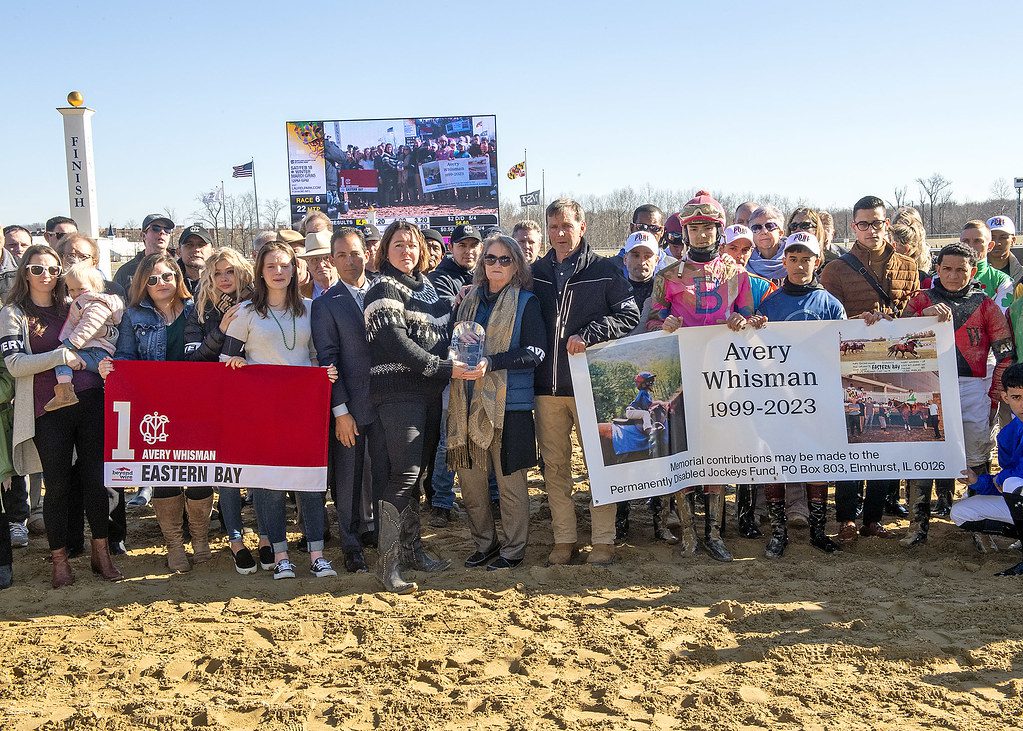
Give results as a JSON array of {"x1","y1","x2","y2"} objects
[{"x1": 364, "y1": 263, "x2": 453, "y2": 404}]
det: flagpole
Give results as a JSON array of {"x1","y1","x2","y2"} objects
[
  {"x1": 221, "y1": 181, "x2": 228, "y2": 243},
  {"x1": 541, "y1": 168, "x2": 546, "y2": 251},
  {"x1": 524, "y1": 148, "x2": 529, "y2": 218},
  {"x1": 251, "y1": 158, "x2": 260, "y2": 229}
]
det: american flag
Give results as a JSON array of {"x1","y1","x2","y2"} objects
[{"x1": 232, "y1": 161, "x2": 253, "y2": 178}]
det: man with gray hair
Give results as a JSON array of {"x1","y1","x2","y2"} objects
[
  {"x1": 531, "y1": 198, "x2": 640, "y2": 566},
  {"x1": 512, "y1": 220, "x2": 542, "y2": 264}
]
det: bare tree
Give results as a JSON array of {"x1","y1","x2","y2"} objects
[
  {"x1": 892, "y1": 186, "x2": 909, "y2": 209},
  {"x1": 193, "y1": 190, "x2": 225, "y2": 245},
  {"x1": 991, "y1": 178, "x2": 1013, "y2": 202},
  {"x1": 261, "y1": 198, "x2": 286, "y2": 230},
  {"x1": 162, "y1": 206, "x2": 178, "y2": 224},
  {"x1": 915, "y1": 173, "x2": 952, "y2": 234}
]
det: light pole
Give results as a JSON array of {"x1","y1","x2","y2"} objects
[{"x1": 1014, "y1": 177, "x2": 1023, "y2": 226}]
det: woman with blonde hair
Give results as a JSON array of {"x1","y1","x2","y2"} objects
[
  {"x1": 890, "y1": 206, "x2": 931, "y2": 283},
  {"x1": 184, "y1": 247, "x2": 255, "y2": 573}
]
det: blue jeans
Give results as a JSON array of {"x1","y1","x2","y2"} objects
[
  {"x1": 253, "y1": 489, "x2": 325, "y2": 554},
  {"x1": 55, "y1": 343, "x2": 108, "y2": 379},
  {"x1": 218, "y1": 487, "x2": 244, "y2": 542}
]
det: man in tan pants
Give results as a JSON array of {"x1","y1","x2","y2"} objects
[{"x1": 530, "y1": 198, "x2": 641, "y2": 565}]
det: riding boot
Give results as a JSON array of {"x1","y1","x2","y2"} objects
[
  {"x1": 51, "y1": 548, "x2": 74, "y2": 589},
  {"x1": 995, "y1": 491, "x2": 1023, "y2": 576},
  {"x1": 89, "y1": 538, "x2": 123, "y2": 581},
  {"x1": 152, "y1": 494, "x2": 192, "y2": 573},
  {"x1": 764, "y1": 484, "x2": 787, "y2": 559},
  {"x1": 654, "y1": 495, "x2": 678, "y2": 542},
  {"x1": 676, "y1": 491, "x2": 699, "y2": 556},
  {"x1": 615, "y1": 501, "x2": 631, "y2": 543},
  {"x1": 932, "y1": 479, "x2": 954, "y2": 518},
  {"x1": 184, "y1": 494, "x2": 215, "y2": 563},
  {"x1": 401, "y1": 503, "x2": 451, "y2": 572},
  {"x1": 735, "y1": 484, "x2": 763, "y2": 538},
  {"x1": 376, "y1": 500, "x2": 416, "y2": 594},
  {"x1": 900, "y1": 479, "x2": 932, "y2": 547},
  {"x1": 703, "y1": 489, "x2": 733, "y2": 562},
  {"x1": 807, "y1": 484, "x2": 840, "y2": 553},
  {"x1": 968, "y1": 463, "x2": 997, "y2": 552}
]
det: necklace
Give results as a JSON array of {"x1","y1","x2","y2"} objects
[{"x1": 267, "y1": 305, "x2": 296, "y2": 351}]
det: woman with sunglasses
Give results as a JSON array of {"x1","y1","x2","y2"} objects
[
  {"x1": 447, "y1": 235, "x2": 545, "y2": 570},
  {"x1": 747, "y1": 205, "x2": 787, "y2": 282},
  {"x1": 365, "y1": 221, "x2": 466, "y2": 593},
  {"x1": 100, "y1": 254, "x2": 206, "y2": 574},
  {"x1": 221, "y1": 241, "x2": 338, "y2": 580},
  {"x1": 184, "y1": 247, "x2": 256, "y2": 574},
  {"x1": 1, "y1": 244, "x2": 121, "y2": 587}
]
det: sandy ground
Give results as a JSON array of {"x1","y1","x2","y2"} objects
[{"x1": 3, "y1": 449, "x2": 1023, "y2": 731}]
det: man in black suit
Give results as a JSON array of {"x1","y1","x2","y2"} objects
[{"x1": 311, "y1": 227, "x2": 384, "y2": 573}]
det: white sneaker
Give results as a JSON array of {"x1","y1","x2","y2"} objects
[
  {"x1": 310, "y1": 557, "x2": 337, "y2": 578},
  {"x1": 9, "y1": 522, "x2": 28, "y2": 548},
  {"x1": 272, "y1": 559, "x2": 296, "y2": 580}
]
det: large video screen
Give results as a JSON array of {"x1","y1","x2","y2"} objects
[{"x1": 286, "y1": 116, "x2": 499, "y2": 233}]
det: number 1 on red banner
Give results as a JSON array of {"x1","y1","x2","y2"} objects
[{"x1": 111, "y1": 401, "x2": 135, "y2": 460}]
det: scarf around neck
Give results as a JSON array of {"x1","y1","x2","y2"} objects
[{"x1": 747, "y1": 246, "x2": 786, "y2": 280}]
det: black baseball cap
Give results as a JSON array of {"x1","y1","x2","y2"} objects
[
  {"x1": 422, "y1": 228, "x2": 445, "y2": 246},
  {"x1": 178, "y1": 224, "x2": 213, "y2": 247},
  {"x1": 451, "y1": 224, "x2": 481, "y2": 244},
  {"x1": 142, "y1": 213, "x2": 174, "y2": 230},
  {"x1": 360, "y1": 224, "x2": 381, "y2": 242}
]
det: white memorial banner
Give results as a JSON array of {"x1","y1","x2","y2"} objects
[{"x1": 569, "y1": 317, "x2": 966, "y2": 505}]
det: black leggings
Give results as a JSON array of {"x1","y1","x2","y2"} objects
[
  {"x1": 34, "y1": 388, "x2": 107, "y2": 550},
  {"x1": 0, "y1": 492, "x2": 11, "y2": 568},
  {"x1": 153, "y1": 487, "x2": 214, "y2": 499},
  {"x1": 375, "y1": 395, "x2": 442, "y2": 513}
]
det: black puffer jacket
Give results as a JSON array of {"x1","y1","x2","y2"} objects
[
  {"x1": 183, "y1": 302, "x2": 228, "y2": 361},
  {"x1": 531, "y1": 238, "x2": 640, "y2": 397},
  {"x1": 428, "y1": 255, "x2": 473, "y2": 307}
]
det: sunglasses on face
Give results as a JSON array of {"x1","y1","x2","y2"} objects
[
  {"x1": 146, "y1": 272, "x2": 177, "y2": 286},
  {"x1": 28, "y1": 265, "x2": 61, "y2": 277},
  {"x1": 750, "y1": 222, "x2": 781, "y2": 233},
  {"x1": 664, "y1": 232, "x2": 684, "y2": 244},
  {"x1": 788, "y1": 221, "x2": 815, "y2": 232},
  {"x1": 147, "y1": 225, "x2": 174, "y2": 234},
  {"x1": 632, "y1": 223, "x2": 663, "y2": 234},
  {"x1": 853, "y1": 220, "x2": 886, "y2": 231},
  {"x1": 484, "y1": 254, "x2": 513, "y2": 267}
]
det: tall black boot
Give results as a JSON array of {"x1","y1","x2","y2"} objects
[
  {"x1": 995, "y1": 492, "x2": 1023, "y2": 576},
  {"x1": 932, "y1": 479, "x2": 954, "y2": 518},
  {"x1": 764, "y1": 488, "x2": 787, "y2": 559},
  {"x1": 401, "y1": 503, "x2": 451, "y2": 572},
  {"x1": 615, "y1": 501, "x2": 631, "y2": 544},
  {"x1": 807, "y1": 484, "x2": 840, "y2": 553},
  {"x1": 900, "y1": 479, "x2": 932, "y2": 547},
  {"x1": 376, "y1": 501, "x2": 416, "y2": 594},
  {"x1": 652, "y1": 504, "x2": 677, "y2": 543},
  {"x1": 735, "y1": 484, "x2": 762, "y2": 538},
  {"x1": 703, "y1": 489, "x2": 733, "y2": 562}
]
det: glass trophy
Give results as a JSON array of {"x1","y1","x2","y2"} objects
[{"x1": 450, "y1": 321, "x2": 486, "y2": 367}]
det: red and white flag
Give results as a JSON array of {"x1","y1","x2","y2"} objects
[{"x1": 104, "y1": 361, "x2": 329, "y2": 491}]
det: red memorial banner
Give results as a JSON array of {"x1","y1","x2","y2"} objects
[{"x1": 104, "y1": 361, "x2": 329, "y2": 491}]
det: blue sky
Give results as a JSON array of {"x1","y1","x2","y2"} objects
[{"x1": 2, "y1": 0, "x2": 1018, "y2": 227}]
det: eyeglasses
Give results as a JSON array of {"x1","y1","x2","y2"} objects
[
  {"x1": 64, "y1": 250, "x2": 93, "y2": 263},
  {"x1": 664, "y1": 232, "x2": 684, "y2": 244},
  {"x1": 788, "y1": 221, "x2": 815, "y2": 232},
  {"x1": 853, "y1": 220, "x2": 887, "y2": 231},
  {"x1": 484, "y1": 254, "x2": 513, "y2": 267},
  {"x1": 632, "y1": 223, "x2": 663, "y2": 234},
  {"x1": 27, "y1": 265, "x2": 61, "y2": 277},
  {"x1": 147, "y1": 225, "x2": 174, "y2": 234},
  {"x1": 146, "y1": 272, "x2": 177, "y2": 286},
  {"x1": 750, "y1": 222, "x2": 781, "y2": 233}
]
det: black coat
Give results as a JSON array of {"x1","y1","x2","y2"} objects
[
  {"x1": 183, "y1": 303, "x2": 228, "y2": 361},
  {"x1": 428, "y1": 256, "x2": 472, "y2": 307},
  {"x1": 311, "y1": 280, "x2": 376, "y2": 426},
  {"x1": 531, "y1": 238, "x2": 640, "y2": 397}
]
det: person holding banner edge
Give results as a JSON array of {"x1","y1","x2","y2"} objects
[
  {"x1": 220, "y1": 241, "x2": 338, "y2": 580},
  {"x1": 364, "y1": 221, "x2": 467, "y2": 593},
  {"x1": 102, "y1": 254, "x2": 207, "y2": 575},
  {"x1": 1, "y1": 244, "x2": 121, "y2": 588},
  {"x1": 184, "y1": 247, "x2": 256, "y2": 574}
]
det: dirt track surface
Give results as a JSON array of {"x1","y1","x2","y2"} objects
[{"x1": 3, "y1": 459, "x2": 1023, "y2": 730}]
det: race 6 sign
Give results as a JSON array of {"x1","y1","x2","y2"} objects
[{"x1": 104, "y1": 361, "x2": 330, "y2": 491}]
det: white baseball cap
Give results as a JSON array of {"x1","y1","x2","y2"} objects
[
  {"x1": 723, "y1": 224, "x2": 753, "y2": 245},
  {"x1": 624, "y1": 231, "x2": 659, "y2": 255},
  {"x1": 782, "y1": 231, "x2": 822, "y2": 257},
  {"x1": 987, "y1": 215, "x2": 1016, "y2": 236}
]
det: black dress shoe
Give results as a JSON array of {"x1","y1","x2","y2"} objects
[
  {"x1": 464, "y1": 544, "x2": 501, "y2": 568},
  {"x1": 110, "y1": 540, "x2": 128, "y2": 556},
  {"x1": 344, "y1": 549, "x2": 369, "y2": 573},
  {"x1": 996, "y1": 560, "x2": 1023, "y2": 576},
  {"x1": 884, "y1": 499, "x2": 910, "y2": 518},
  {"x1": 360, "y1": 530, "x2": 378, "y2": 548},
  {"x1": 487, "y1": 556, "x2": 522, "y2": 571}
]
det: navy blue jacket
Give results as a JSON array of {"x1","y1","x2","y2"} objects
[{"x1": 311, "y1": 279, "x2": 376, "y2": 426}]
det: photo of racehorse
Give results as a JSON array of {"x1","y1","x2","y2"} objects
[{"x1": 838, "y1": 329, "x2": 937, "y2": 368}]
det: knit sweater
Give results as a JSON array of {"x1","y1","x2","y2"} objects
[{"x1": 364, "y1": 262, "x2": 453, "y2": 404}]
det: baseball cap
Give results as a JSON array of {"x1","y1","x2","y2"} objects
[
  {"x1": 624, "y1": 231, "x2": 659, "y2": 255},
  {"x1": 422, "y1": 228, "x2": 445, "y2": 246},
  {"x1": 987, "y1": 215, "x2": 1016, "y2": 236},
  {"x1": 360, "y1": 224, "x2": 381, "y2": 242},
  {"x1": 724, "y1": 224, "x2": 753, "y2": 245},
  {"x1": 451, "y1": 224, "x2": 481, "y2": 244},
  {"x1": 142, "y1": 213, "x2": 174, "y2": 231},
  {"x1": 177, "y1": 224, "x2": 213, "y2": 247},
  {"x1": 782, "y1": 232, "x2": 822, "y2": 257},
  {"x1": 481, "y1": 225, "x2": 505, "y2": 238}
]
